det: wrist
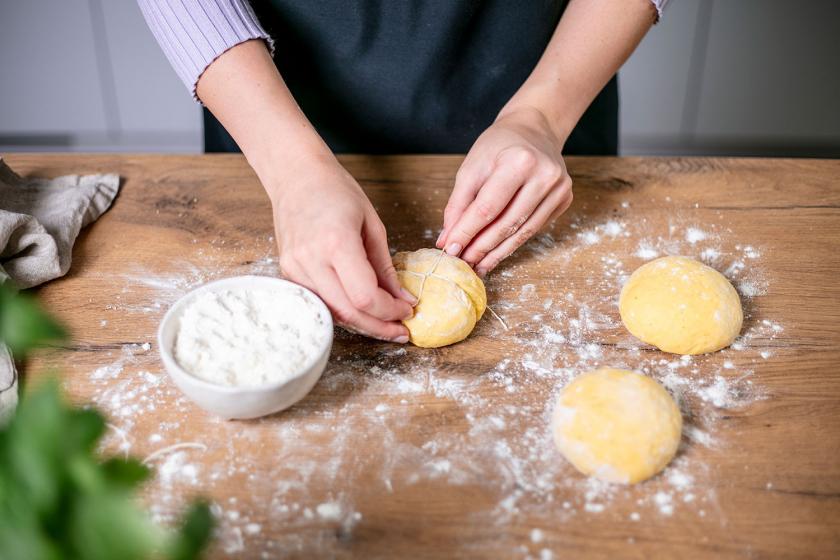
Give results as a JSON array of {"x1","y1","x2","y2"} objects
[
  {"x1": 247, "y1": 129, "x2": 337, "y2": 206},
  {"x1": 498, "y1": 90, "x2": 575, "y2": 145},
  {"x1": 495, "y1": 100, "x2": 571, "y2": 152}
]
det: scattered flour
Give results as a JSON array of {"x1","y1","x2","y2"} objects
[
  {"x1": 635, "y1": 243, "x2": 659, "y2": 260},
  {"x1": 685, "y1": 227, "x2": 708, "y2": 244},
  {"x1": 78, "y1": 215, "x2": 776, "y2": 556},
  {"x1": 653, "y1": 491, "x2": 674, "y2": 516},
  {"x1": 602, "y1": 221, "x2": 625, "y2": 237},
  {"x1": 579, "y1": 231, "x2": 600, "y2": 245},
  {"x1": 700, "y1": 247, "x2": 721, "y2": 263},
  {"x1": 316, "y1": 501, "x2": 342, "y2": 521}
]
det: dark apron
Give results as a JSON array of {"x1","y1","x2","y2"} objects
[{"x1": 205, "y1": 0, "x2": 618, "y2": 156}]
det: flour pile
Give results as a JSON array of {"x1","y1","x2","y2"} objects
[{"x1": 174, "y1": 287, "x2": 331, "y2": 387}]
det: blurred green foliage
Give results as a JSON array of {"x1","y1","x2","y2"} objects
[
  {"x1": 0, "y1": 282, "x2": 67, "y2": 358},
  {"x1": 0, "y1": 282, "x2": 214, "y2": 559}
]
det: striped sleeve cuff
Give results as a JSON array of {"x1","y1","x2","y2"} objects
[
  {"x1": 650, "y1": 0, "x2": 668, "y2": 22},
  {"x1": 137, "y1": 0, "x2": 275, "y2": 102}
]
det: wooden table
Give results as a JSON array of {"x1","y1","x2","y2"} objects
[{"x1": 13, "y1": 154, "x2": 840, "y2": 559}]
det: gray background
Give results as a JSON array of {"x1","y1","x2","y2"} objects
[{"x1": 1, "y1": 0, "x2": 838, "y2": 156}]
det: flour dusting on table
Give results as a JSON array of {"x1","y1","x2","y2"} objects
[{"x1": 78, "y1": 206, "x2": 781, "y2": 556}]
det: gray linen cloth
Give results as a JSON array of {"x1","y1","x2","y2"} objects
[{"x1": 0, "y1": 158, "x2": 120, "y2": 422}]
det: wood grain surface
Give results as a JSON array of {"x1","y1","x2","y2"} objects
[{"x1": 10, "y1": 154, "x2": 840, "y2": 559}]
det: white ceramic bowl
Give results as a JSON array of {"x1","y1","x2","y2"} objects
[{"x1": 157, "y1": 275, "x2": 333, "y2": 419}]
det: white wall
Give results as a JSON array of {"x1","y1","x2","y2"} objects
[
  {"x1": 620, "y1": 0, "x2": 840, "y2": 156},
  {"x1": 1, "y1": 0, "x2": 838, "y2": 156},
  {"x1": 0, "y1": 0, "x2": 201, "y2": 152}
]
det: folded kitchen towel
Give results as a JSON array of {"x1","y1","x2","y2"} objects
[
  {"x1": 0, "y1": 158, "x2": 120, "y2": 422},
  {"x1": 0, "y1": 158, "x2": 120, "y2": 288}
]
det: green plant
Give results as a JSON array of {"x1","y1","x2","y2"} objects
[
  {"x1": 0, "y1": 283, "x2": 214, "y2": 559},
  {"x1": 0, "y1": 282, "x2": 66, "y2": 357}
]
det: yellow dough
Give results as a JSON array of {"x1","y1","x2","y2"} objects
[
  {"x1": 393, "y1": 248, "x2": 486, "y2": 348},
  {"x1": 552, "y1": 368, "x2": 682, "y2": 484},
  {"x1": 619, "y1": 255, "x2": 743, "y2": 355}
]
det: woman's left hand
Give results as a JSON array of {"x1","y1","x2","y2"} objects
[{"x1": 436, "y1": 106, "x2": 573, "y2": 276}]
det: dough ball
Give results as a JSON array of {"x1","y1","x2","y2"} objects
[
  {"x1": 552, "y1": 368, "x2": 682, "y2": 484},
  {"x1": 394, "y1": 249, "x2": 486, "y2": 348},
  {"x1": 619, "y1": 255, "x2": 743, "y2": 354}
]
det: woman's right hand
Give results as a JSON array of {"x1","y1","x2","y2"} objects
[
  {"x1": 193, "y1": 39, "x2": 413, "y2": 340},
  {"x1": 267, "y1": 158, "x2": 416, "y2": 343}
]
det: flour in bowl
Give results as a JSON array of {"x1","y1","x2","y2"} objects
[{"x1": 174, "y1": 287, "x2": 331, "y2": 387}]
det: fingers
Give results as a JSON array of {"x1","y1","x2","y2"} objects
[
  {"x1": 437, "y1": 157, "x2": 492, "y2": 249},
  {"x1": 440, "y1": 148, "x2": 536, "y2": 257},
  {"x1": 474, "y1": 182, "x2": 573, "y2": 276},
  {"x1": 459, "y1": 177, "x2": 549, "y2": 266},
  {"x1": 363, "y1": 215, "x2": 417, "y2": 305},
  {"x1": 333, "y1": 238, "x2": 414, "y2": 322},
  {"x1": 547, "y1": 187, "x2": 574, "y2": 224},
  {"x1": 279, "y1": 235, "x2": 411, "y2": 342},
  {"x1": 313, "y1": 265, "x2": 410, "y2": 343}
]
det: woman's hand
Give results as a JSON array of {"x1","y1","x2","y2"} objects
[
  {"x1": 436, "y1": 106, "x2": 573, "y2": 276},
  {"x1": 435, "y1": 0, "x2": 657, "y2": 276},
  {"x1": 194, "y1": 41, "x2": 413, "y2": 342},
  {"x1": 269, "y1": 158, "x2": 415, "y2": 342}
]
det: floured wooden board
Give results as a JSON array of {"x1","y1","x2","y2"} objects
[{"x1": 14, "y1": 154, "x2": 840, "y2": 559}]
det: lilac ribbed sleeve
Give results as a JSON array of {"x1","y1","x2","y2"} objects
[
  {"x1": 136, "y1": 0, "x2": 274, "y2": 101},
  {"x1": 652, "y1": 0, "x2": 669, "y2": 22}
]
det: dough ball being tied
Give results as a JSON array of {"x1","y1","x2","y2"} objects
[
  {"x1": 394, "y1": 248, "x2": 486, "y2": 348},
  {"x1": 619, "y1": 255, "x2": 743, "y2": 355},
  {"x1": 552, "y1": 368, "x2": 682, "y2": 484}
]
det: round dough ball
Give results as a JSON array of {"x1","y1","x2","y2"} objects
[
  {"x1": 552, "y1": 368, "x2": 682, "y2": 484},
  {"x1": 394, "y1": 249, "x2": 486, "y2": 348},
  {"x1": 619, "y1": 255, "x2": 743, "y2": 355}
]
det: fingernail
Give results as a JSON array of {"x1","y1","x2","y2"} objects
[
  {"x1": 435, "y1": 229, "x2": 446, "y2": 247},
  {"x1": 393, "y1": 335, "x2": 409, "y2": 344},
  {"x1": 400, "y1": 288, "x2": 418, "y2": 305},
  {"x1": 476, "y1": 268, "x2": 487, "y2": 278},
  {"x1": 446, "y1": 242, "x2": 462, "y2": 256}
]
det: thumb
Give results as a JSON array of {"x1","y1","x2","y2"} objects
[
  {"x1": 363, "y1": 215, "x2": 416, "y2": 305},
  {"x1": 439, "y1": 158, "x2": 490, "y2": 249}
]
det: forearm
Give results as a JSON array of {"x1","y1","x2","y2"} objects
[
  {"x1": 196, "y1": 39, "x2": 335, "y2": 202},
  {"x1": 501, "y1": 0, "x2": 656, "y2": 141}
]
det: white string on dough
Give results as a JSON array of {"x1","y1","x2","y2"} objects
[
  {"x1": 409, "y1": 248, "x2": 510, "y2": 332},
  {"x1": 142, "y1": 442, "x2": 208, "y2": 465},
  {"x1": 413, "y1": 248, "x2": 447, "y2": 305},
  {"x1": 485, "y1": 305, "x2": 510, "y2": 331}
]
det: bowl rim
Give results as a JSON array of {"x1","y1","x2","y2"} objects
[{"x1": 157, "y1": 274, "x2": 334, "y2": 394}]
